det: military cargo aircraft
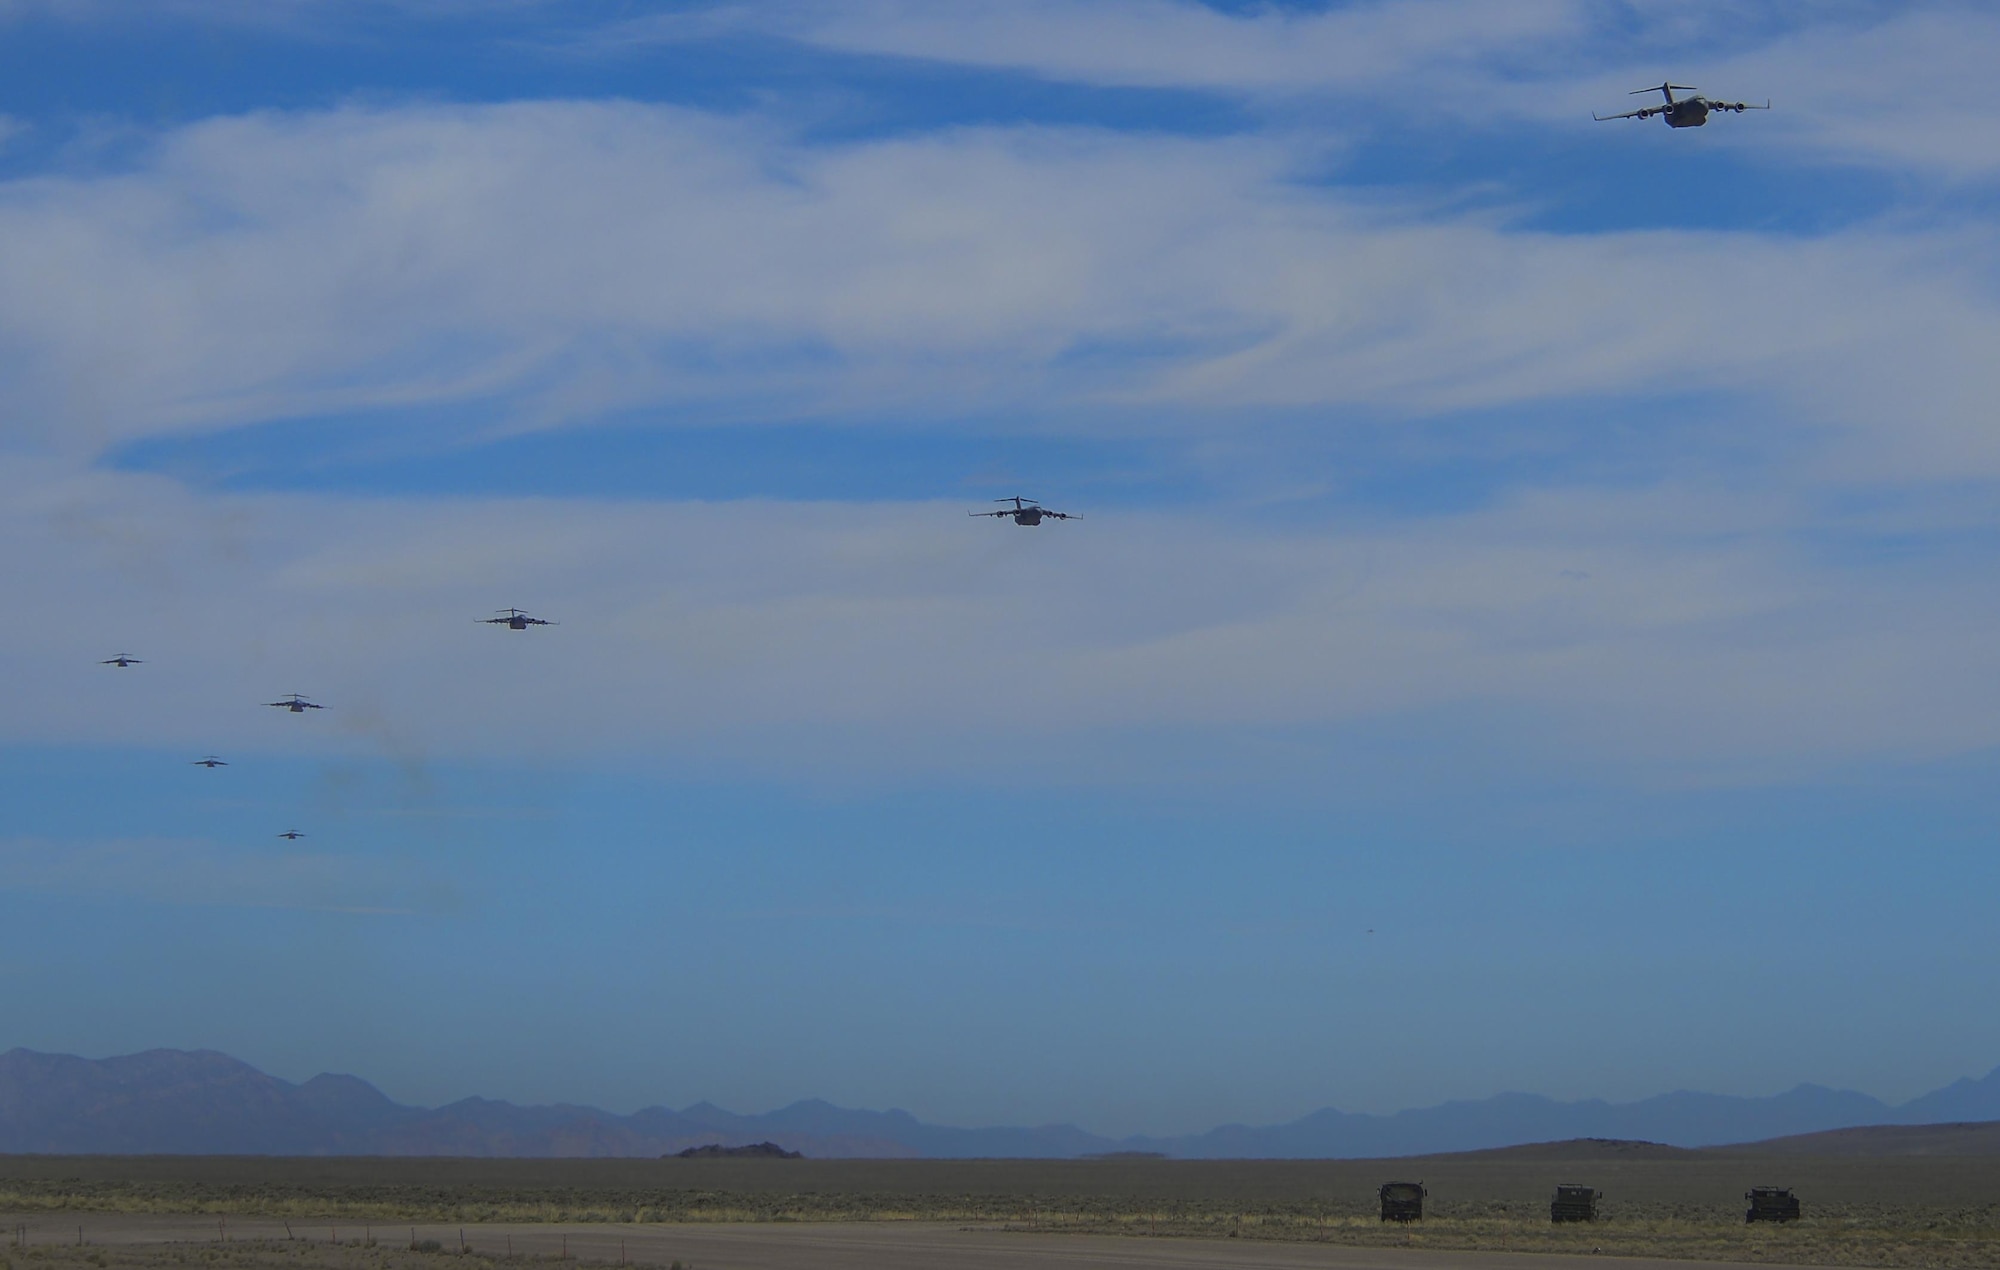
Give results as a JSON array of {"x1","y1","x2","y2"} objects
[
  {"x1": 483, "y1": 608, "x2": 556, "y2": 630},
  {"x1": 1595, "y1": 82, "x2": 1769, "y2": 127},
  {"x1": 971, "y1": 496, "x2": 1075, "y2": 526}
]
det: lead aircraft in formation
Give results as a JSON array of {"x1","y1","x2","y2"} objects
[
  {"x1": 1594, "y1": 82, "x2": 1769, "y2": 128},
  {"x1": 971, "y1": 496, "x2": 1076, "y2": 526}
]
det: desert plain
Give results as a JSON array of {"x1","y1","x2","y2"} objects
[{"x1": 2, "y1": 1142, "x2": 1998, "y2": 1269}]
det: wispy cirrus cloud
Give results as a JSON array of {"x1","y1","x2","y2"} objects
[
  {"x1": 0, "y1": 23, "x2": 1994, "y2": 786},
  {"x1": 1694, "y1": 7, "x2": 2000, "y2": 179},
  {"x1": 596, "y1": 2, "x2": 2000, "y2": 180},
  {"x1": 3, "y1": 100, "x2": 1996, "y2": 477},
  {"x1": 11, "y1": 452, "x2": 2000, "y2": 787},
  {"x1": 16, "y1": 0, "x2": 1993, "y2": 185},
  {"x1": 599, "y1": 0, "x2": 1589, "y2": 92}
]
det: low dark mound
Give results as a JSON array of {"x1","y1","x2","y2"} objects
[
  {"x1": 1083, "y1": 1150, "x2": 1167, "y2": 1159},
  {"x1": 673, "y1": 1141, "x2": 803, "y2": 1159},
  {"x1": 1442, "y1": 1137, "x2": 1701, "y2": 1161}
]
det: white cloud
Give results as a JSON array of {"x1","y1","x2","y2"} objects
[
  {"x1": 0, "y1": 96, "x2": 1995, "y2": 787},
  {"x1": 9, "y1": 455, "x2": 2000, "y2": 785},
  {"x1": 2, "y1": 100, "x2": 1996, "y2": 478},
  {"x1": 18, "y1": 1, "x2": 1996, "y2": 183},
  {"x1": 1703, "y1": 8, "x2": 2000, "y2": 178},
  {"x1": 636, "y1": 2, "x2": 2000, "y2": 180},
  {"x1": 604, "y1": 0, "x2": 1589, "y2": 92}
]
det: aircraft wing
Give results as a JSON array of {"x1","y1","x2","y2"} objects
[
  {"x1": 1709, "y1": 100, "x2": 1770, "y2": 112},
  {"x1": 1593, "y1": 105, "x2": 1662, "y2": 121}
]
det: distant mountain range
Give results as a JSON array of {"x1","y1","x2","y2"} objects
[{"x1": 3, "y1": 1048, "x2": 1998, "y2": 1159}]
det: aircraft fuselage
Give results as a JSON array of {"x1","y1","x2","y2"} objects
[{"x1": 1664, "y1": 99, "x2": 1709, "y2": 127}]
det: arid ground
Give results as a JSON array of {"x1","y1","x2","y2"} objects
[
  {"x1": 0, "y1": 1221, "x2": 1949, "y2": 1270},
  {"x1": 1, "y1": 1148, "x2": 1995, "y2": 1268}
]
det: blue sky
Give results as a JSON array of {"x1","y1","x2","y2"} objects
[{"x1": 4, "y1": 0, "x2": 2000, "y2": 1139}]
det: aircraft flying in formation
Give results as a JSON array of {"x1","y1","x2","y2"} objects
[
  {"x1": 971, "y1": 496, "x2": 1076, "y2": 527},
  {"x1": 483, "y1": 608, "x2": 556, "y2": 630},
  {"x1": 191, "y1": 755, "x2": 228, "y2": 768},
  {"x1": 267, "y1": 694, "x2": 324, "y2": 713},
  {"x1": 1594, "y1": 82, "x2": 1769, "y2": 128},
  {"x1": 101, "y1": 654, "x2": 143, "y2": 668}
]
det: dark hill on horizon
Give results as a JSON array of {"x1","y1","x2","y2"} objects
[
  {"x1": 1423, "y1": 1124, "x2": 2000, "y2": 1160},
  {"x1": 1436, "y1": 1137, "x2": 1703, "y2": 1161},
  {"x1": 4, "y1": 1048, "x2": 2000, "y2": 1160},
  {"x1": 1707, "y1": 1120, "x2": 2000, "y2": 1156},
  {"x1": 675, "y1": 1142, "x2": 803, "y2": 1159}
]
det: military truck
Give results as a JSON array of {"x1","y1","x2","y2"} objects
[
  {"x1": 1551, "y1": 1183, "x2": 1600, "y2": 1223},
  {"x1": 1379, "y1": 1181, "x2": 1426, "y2": 1222},
  {"x1": 1745, "y1": 1187, "x2": 1800, "y2": 1223}
]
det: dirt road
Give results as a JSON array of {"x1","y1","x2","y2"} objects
[{"x1": 1, "y1": 1214, "x2": 1814, "y2": 1270}]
